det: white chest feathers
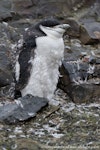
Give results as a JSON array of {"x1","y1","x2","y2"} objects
[{"x1": 21, "y1": 35, "x2": 64, "y2": 100}]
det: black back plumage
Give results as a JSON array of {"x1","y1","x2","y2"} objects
[{"x1": 17, "y1": 35, "x2": 36, "y2": 88}]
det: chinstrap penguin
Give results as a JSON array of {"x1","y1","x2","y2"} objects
[{"x1": 15, "y1": 19, "x2": 70, "y2": 100}]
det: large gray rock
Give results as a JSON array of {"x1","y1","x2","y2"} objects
[
  {"x1": 59, "y1": 39, "x2": 100, "y2": 103},
  {"x1": 0, "y1": 95, "x2": 48, "y2": 124}
]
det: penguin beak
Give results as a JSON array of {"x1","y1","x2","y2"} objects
[
  {"x1": 55, "y1": 24, "x2": 70, "y2": 30},
  {"x1": 61, "y1": 24, "x2": 70, "y2": 29}
]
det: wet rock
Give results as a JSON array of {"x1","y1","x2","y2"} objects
[{"x1": 0, "y1": 95, "x2": 48, "y2": 124}]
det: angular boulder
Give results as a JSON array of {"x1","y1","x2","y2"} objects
[
  {"x1": 0, "y1": 95, "x2": 48, "y2": 124},
  {"x1": 59, "y1": 61, "x2": 100, "y2": 103},
  {"x1": 59, "y1": 39, "x2": 100, "y2": 103}
]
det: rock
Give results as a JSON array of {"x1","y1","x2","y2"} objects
[
  {"x1": 0, "y1": 22, "x2": 21, "y2": 43},
  {"x1": 0, "y1": 22, "x2": 22, "y2": 98},
  {"x1": 0, "y1": 0, "x2": 12, "y2": 21},
  {"x1": 0, "y1": 0, "x2": 98, "y2": 21},
  {"x1": 0, "y1": 45, "x2": 14, "y2": 98},
  {"x1": 80, "y1": 22, "x2": 100, "y2": 44},
  {"x1": 16, "y1": 139, "x2": 42, "y2": 150},
  {"x1": 59, "y1": 63, "x2": 71, "y2": 88},
  {"x1": 59, "y1": 60, "x2": 100, "y2": 103},
  {"x1": 11, "y1": 0, "x2": 93, "y2": 19},
  {"x1": 11, "y1": 0, "x2": 67, "y2": 18},
  {"x1": 64, "y1": 18, "x2": 80, "y2": 38},
  {"x1": 0, "y1": 95, "x2": 48, "y2": 124},
  {"x1": 11, "y1": 0, "x2": 34, "y2": 17},
  {"x1": 59, "y1": 39, "x2": 100, "y2": 103},
  {"x1": 79, "y1": 0, "x2": 100, "y2": 23},
  {"x1": 63, "y1": 84, "x2": 100, "y2": 103},
  {"x1": 79, "y1": 0, "x2": 100, "y2": 44},
  {"x1": 0, "y1": 47, "x2": 13, "y2": 88},
  {"x1": 0, "y1": 70, "x2": 13, "y2": 87}
]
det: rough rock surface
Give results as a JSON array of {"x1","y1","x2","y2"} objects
[
  {"x1": 58, "y1": 39, "x2": 100, "y2": 103},
  {"x1": 0, "y1": 95, "x2": 48, "y2": 124},
  {"x1": 0, "y1": 22, "x2": 21, "y2": 98}
]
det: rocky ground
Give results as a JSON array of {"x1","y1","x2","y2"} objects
[
  {"x1": 0, "y1": 0, "x2": 100, "y2": 149},
  {"x1": 0, "y1": 89, "x2": 100, "y2": 150}
]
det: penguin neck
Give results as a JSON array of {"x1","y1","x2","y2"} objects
[{"x1": 40, "y1": 25, "x2": 64, "y2": 39}]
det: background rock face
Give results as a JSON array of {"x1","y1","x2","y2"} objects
[
  {"x1": 10, "y1": 0, "x2": 96, "y2": 19},
  {"x1": 11, "y1": 0, "x2": 79, "y2": 18},
  {"x1": 0, "y1": 0, "x2": 98, "y2": 22}
]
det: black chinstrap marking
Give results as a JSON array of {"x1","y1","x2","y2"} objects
[{"x1": 35, "y1": 18, "x2": 60, "y2": 34}]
